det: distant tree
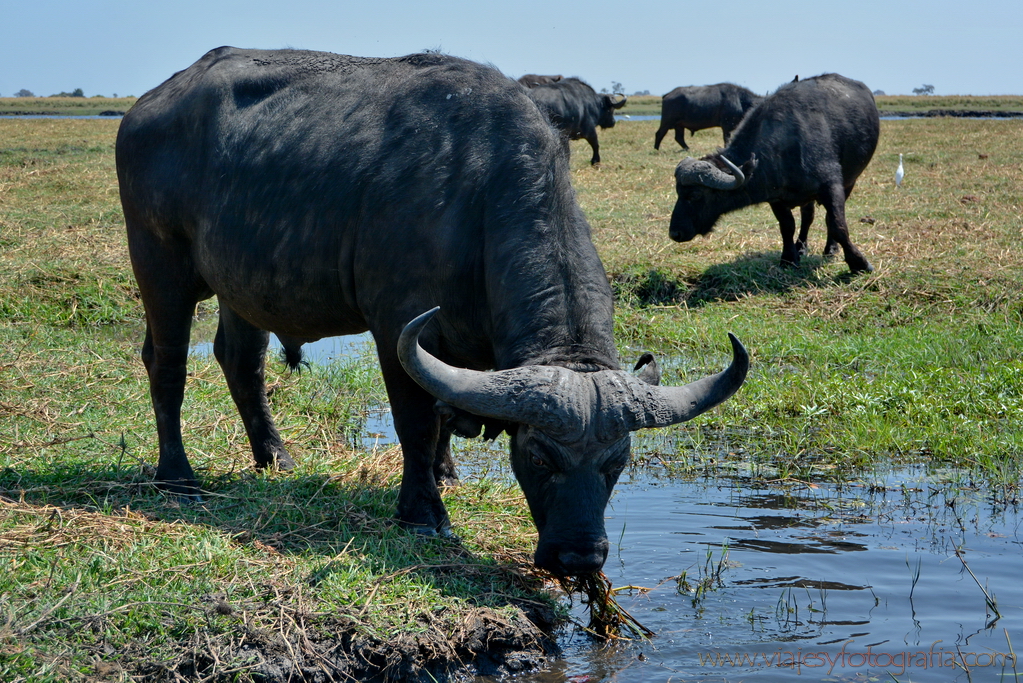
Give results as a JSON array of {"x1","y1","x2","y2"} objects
[
  {"x1": 15, "y1": 89, "x2": 35, "y2": 97},
  {"x1": 912, "y1": 84, "x2": 935, "y2": 96},
  {"x1": 611, "y1": 81, "x2": 624, "y2": 94},
  {"x1": 632, "y1": 89, "x2": 651, "y2": 96},
  {"x1": 50, "y1": 88, "x2": 85, "y2": 97},
  {"x1": 873, "y1": 89, "x2": 886, "y2": 96}
]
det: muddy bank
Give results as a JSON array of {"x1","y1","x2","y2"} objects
[{"x1": 132, "y1": 602, "x2": 558, "y2": 682}]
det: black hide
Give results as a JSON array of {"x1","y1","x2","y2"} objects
[
  {"x1": 668, "y1": 73, "x2": 879, "y2": 274},
  {"x1": 654, "y1": 83, "x2": 763, "y2": 150}
]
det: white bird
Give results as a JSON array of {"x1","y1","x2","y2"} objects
[{"x1": 895, "y1": 153, "x2": 905, "y2": 187}]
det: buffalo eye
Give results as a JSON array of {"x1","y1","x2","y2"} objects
[
  {"x1": 531, "y1": 454, "x2": 546, "y2": 468},
  {"x1": 603, "y1": 459, "x2": 628, "y2": 485}
]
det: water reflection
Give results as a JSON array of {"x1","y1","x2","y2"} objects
[
  {"x1": 188, "y1": 327, "x2": 400, "y2": 448},
  {"x1": 190, "y1": 329, "x2": 374, "y2": 365}
]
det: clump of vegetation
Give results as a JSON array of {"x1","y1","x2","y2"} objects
[{"x1": 553, "y1": 572, "x2": 654, "y2": 641}]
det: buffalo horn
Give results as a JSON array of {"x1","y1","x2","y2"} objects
[
  {"x1": 676, "y1": 155, "x2": 746, "y2": 191},
  {"x1": 626, "y1": 333, "x2": 749, "y2": 430},
  {"x1": 397, "y1": 308, "x2": 588, "y2": 437}
]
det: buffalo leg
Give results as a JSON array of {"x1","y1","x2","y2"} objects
[
  {"x1": 585, "y1": 132, "x2": 601, "y2": 165},
  {"x1": 673, "y1": 127, "x2": 689, "y2": 150},
  {"x1": 653, "y1": 123, "x2": 670, "y2": 150},
  {"x1": 128, "y1": 227, "x2": 204, "y2": 496},
  {"x1": 434, "y1": 421, "x2": 458, "y2": 487},
  {"x1": 819, "y1": 183, "x2": 873, "y2": 273},
  {"x1": 377, "y1": 350, "x2": 452, "y2": 534},
  {"x1": 799, "y1": 202, "x2": 838, "y2": 257},
  {"x1": 213, "y1": 306, "x2": 294, "y2": 471},
  {"x1": 795, "y1": 203, "x2": 814, "y2": 256},
  {"x1": 770, "y1": 202, "x2": 800, "y2": 267}
]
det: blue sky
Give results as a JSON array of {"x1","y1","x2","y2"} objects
[{"x1": 4, "y1": 0, "x2": 1021, "y2": 99}]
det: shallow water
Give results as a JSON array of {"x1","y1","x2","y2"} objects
[
  {"x1": 474, "y1": 467, "x2": 1021, "y2": 683},
  {"x1": 191, "y1": 331, "x2": 399, "y2": 449}
]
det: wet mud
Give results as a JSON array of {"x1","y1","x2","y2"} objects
[{"x1": 133, "y1": 604, "x2": 558, "y2": 682}]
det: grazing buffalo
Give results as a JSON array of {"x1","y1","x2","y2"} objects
[
  {"x1": 521, "y1": 77, "x2": 627, "y2": 165},
  {"x1": 117, "y1": 47, "x2": 748, "y2": 576},
  {"x1": 517, "y1": 73, "x2": 563, "y2": 86},
  {"x1": 654, "y1": 83, "x2": 763, "y2": 151},
  {"x1": 668, "y1": 73, "x2": 878, "y2": 274}
]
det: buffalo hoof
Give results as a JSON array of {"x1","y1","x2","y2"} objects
[
  {"x1": 849, "y1": 260, "x2": 874, "y2": 274},
  {"x1": 156, "y1": 478, "x2": 205, "y2": 504},
  {"x1": 437, "y1": 475, "x2": 460, "y2": 489},
  {"x1": 405, "y1": 521, "x2": 456, "y2": 539},
  {"x1": 255, "y1": 449, "x2": 296, "y2": 472},
  {"x1": 846, "y1": 251, "x2": 874, "y2": 274}
]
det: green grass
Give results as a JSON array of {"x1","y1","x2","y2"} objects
[
  {"x1": 568, "y1": 117, "x2": 1023, "y2": 484},
  {"x1": 0, "y1": 97, "x2": 136, "y2": 116},
  {"x1": 2, "y1": 112, "x2": 1022, "y2": 679}
]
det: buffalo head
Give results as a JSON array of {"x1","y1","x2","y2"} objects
[
  {"x1": 598, "y1": 94, "x2": 628, "y2": 129},
  {"x1": 669, "y1": 154, "x2": 758, "y2": 242},
  {"x1": 398, "y1": 308, "x2": 748, "y2": 576}
]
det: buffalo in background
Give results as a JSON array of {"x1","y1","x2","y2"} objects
[
  {"x1": 117, "y1": 47, "x2": 747, "y2": 577},
  {"x1": 521, "y1": 76, "x2": 627, "y2": 165},
  {"x1": 667, "y1": 73, "x2": 878, "y2": 274},
  {"x1": 654, "y1": 83, "x2": 763, "y2": 150}
]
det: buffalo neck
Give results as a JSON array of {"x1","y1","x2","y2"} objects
[{"x1": 481, "y1": 153, "x2": 619, "y2": 373}]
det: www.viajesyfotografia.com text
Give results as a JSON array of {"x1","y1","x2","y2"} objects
[{"x1": 698, "y1": 640, "x2": 1016, "y2": 676}]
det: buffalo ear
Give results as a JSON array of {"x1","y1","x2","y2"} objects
[
  {"x1": 633, "y1": 353, "x2": 662, "y2": 386},
  {"x1": 435, "y1": 402, "x2": 483, "y2": 438},
  {"x1": 435, "y1": 401, "x2": 512, "y2": 441},
  {"x1": 741, "y1": 154, "x2": 758, "y2": 180}
]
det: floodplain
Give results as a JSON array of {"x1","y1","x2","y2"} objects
[{"x1": 1, "y1": 110, "x2": 1020, "y2": 681}]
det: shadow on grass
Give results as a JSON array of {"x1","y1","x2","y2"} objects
[
  {"x1": 0, "y1": 460, "x2": 545, "y2": 608},
  {"x1": 613, "y1": 251, "x2": 852, "y2": 308},
  {"x1": 0, "y1": 459, "x2": 559, "y2": 679}
]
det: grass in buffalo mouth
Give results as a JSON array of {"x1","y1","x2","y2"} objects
[{"x1": 551, "y1": 571, "x2": 656, "y2": 642}]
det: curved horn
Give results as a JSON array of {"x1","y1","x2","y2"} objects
[
  {"x1": 397, "y1": 308, "x2": 589, "y2": 437},
  {"x1": 718, "y1": 155, "x2": 746, "y2": 189},
  {"x1": 622, "y1": 333, "x2": 749, "y2": 431},
  {"x1": 675, "y1": 156, "x2": 745, "y2": 191}
]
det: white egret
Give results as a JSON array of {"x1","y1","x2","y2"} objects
[{"x1": 895, "y1": 153, "x2": 905, "y2": 187}]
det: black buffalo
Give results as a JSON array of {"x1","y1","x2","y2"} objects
[
  {"x1": 117, "y1": 47, "x2": 747, "y2": 576},
  {"x1": 517, "y1": 73, "x2": 563, "y2": 87},
  {"x1": 668, "y1": 73, "x2": 878, "y2": 274},
  {"x1": 654, "y1": 83, "x2": 763, "y2": 151},
  {"x1": 521, "y1": 77, "x2": 626, "y2": 165}
]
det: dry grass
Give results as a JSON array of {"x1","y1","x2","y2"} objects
[
  {"x1": 2, "y1": 112, "x2": 1022, "y2": 680},
  {"x1": 569, "y1": 117, "x2": 1023, "y2": 320}
]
